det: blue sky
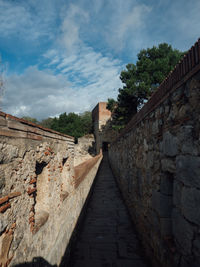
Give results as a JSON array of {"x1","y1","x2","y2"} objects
[{"x1": 0, "y1": 0, "x2": 199, "y2": 120}]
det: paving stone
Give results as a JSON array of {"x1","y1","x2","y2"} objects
[{"x1": 68, "y1": 153, "x2": 150, "y2": 267}]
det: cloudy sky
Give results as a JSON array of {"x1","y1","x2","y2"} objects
[{"x1": 0, "y1": 0, "x2": 199, "y2": 120}]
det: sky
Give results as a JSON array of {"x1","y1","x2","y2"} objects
[{"x1": 0, "y1": 0, "x2": 199, "y2": 120}]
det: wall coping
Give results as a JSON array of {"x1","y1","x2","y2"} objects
[
  {"x1": 112, "y1": 38, "x2": 200, "y2": 143},
  {"x1": 74, "y1": 153, "x2": 102, "y2": 188},
  {"x1": 0, "y1": 111, "x2": 74, "y2": 141}
]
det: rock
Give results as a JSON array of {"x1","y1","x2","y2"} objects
[
  {"x1": 160, "y1": 131, "x2": 178, "y2": 157},
  {"x1": 173, "y1": 180, "x2": 182, "y2": 208},
  {"x1": 181, "y1": 187, "x2": 200, "y2": 226},
  {"x1": 172, "y1": 208, "x2": 194, "y2": 255},
  {"x1": 152, "y1": 191, "x2": 172, "y2": 217},
  {"x1": 193, "y1": 235, "x2": 200, "y2": 257},
  {"x1": 0, "y1": 219, "x2": 8, "y2": 233},
  {"x1": 176, "y1": 155, "x2": 200, "y2": 188},
  {"x1": 0, "y1": 169, "x2": 5, "y2": 193},
  {"x1": 178, "y1": 126, "x2": 198, "y2": 155},
  {"x1": 160, "y1": 218, "x2": 172, "y2": 236},
  {"x1": 34, "y1": 210, "x2": 49, "y2": 233},
  {"x1": 152, "y1": 120, "x2": 159, "y2": 135},
  {"x1": 147, "y1": 151, "x2": 154, "y2": 169},
  {"x1": 160, "y1": 173, "x2": 173, "y2": 195},
  {"x1": 2, "y1": 144, "x2": 19, "y2": 163},
  {"x1": 161, "y1": 158, "x2": 176, "y2": 173}
]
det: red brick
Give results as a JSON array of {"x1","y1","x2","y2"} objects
[
  {"x1": 29, "y1": 178, "x2": 37, "y2": 184},
  {"x1": 0, "y1": 196, "x2": 9, "y2": 205},
  {"x1": 27, "y1": 188, "x2": 37, "y2": 195},
  {"x1": 8, "y1": 192, "x2": 21, "y2": 199},
  {"x1": 0, "y1": 203, "x2": 11, "y2": 213}
]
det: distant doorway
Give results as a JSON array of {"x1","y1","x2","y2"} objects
[{"x1": 102, "y1": 142, "x2": 109, "y2": 151}]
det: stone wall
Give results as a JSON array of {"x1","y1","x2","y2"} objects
[
  {"x1": 74, "y1": 134, "x2": 95, "y2": 166},
  {"x1": 0, "y1": 112, "x2": 102, "y2": 266},
  {"x1": 109, "y1": 39, "x2": 200, "y2": 267}
]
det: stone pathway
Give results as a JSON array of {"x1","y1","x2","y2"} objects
[{"x1": 68, "y1": 154, "x2": 151, "y2": 267}]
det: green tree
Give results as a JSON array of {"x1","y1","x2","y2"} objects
[
  {"x1": 50, "y1": 111, "x2": 92, "y2": 140},
  {"x1": 39, "y1": 117, "x2": 54, "y2": 128},
  {"x1": 106, "y1": 98, "x2": 117, "y2": 113},
  {"x1": 80, "y1": 111, "x2": 93, "y2": 134},
  {"x1": 108, "y1": 43, "x2": 184, "y2": 129},
  {"x1": 21, "y1": 116, "x2": 38, "y2": 124}
]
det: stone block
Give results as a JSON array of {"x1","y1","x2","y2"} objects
[
  {"x1": 160, "y1": 173, "x2": 173, "y2": 195},
  {"x1": 0, "y1": 117, "x2": 7, "y2": 126},
  {"x1": 160, "y1": 131, "x2": 178, "y2": 157},
  {"x1": 152, "y1": 191, "x2": 172, "y2": 217},
  {"x1": 160, "y1": 218, "x2": 172, "y2": 236},
  {"x1": 0, "y1": 219, "x2": 8, "y2": 233},
  {"x1": 178, "y1": 125, "x2": 198, "y2": 155},
  {"x1": 176, "y1": 155, "x2": 200, "y2": 188},
  {"x1": 34, "y1": 210, "x2": 49, "y2": 233},
  {"x1": 161, "y1": 158, "x2": 176, "y2": 173},
  {"x1": 147, "y1": 151, "x2": 154, "y2": 169},
  {"x1": 0, "y1": 170, "x2": 5, "y2": 193},
  {"x1": 172, "y1": 208, "x2": 193, "y2": 255},
  {"x1": 180, "y1": 255, "x2": 200, "y2": 267},
  {"x1": 173, "y1": 180, "x2": 182, "y2": 207},
  {"x1": 181, "y1": 187, "x2": 200, "y2": 226},
  {"x1": 193, "y1": 235, "x2": 200, "y2": 257},
  {"x1": 152, "y1": 120, "x2": 159, "y2": 135}
]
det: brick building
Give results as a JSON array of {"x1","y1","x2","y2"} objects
[{"x1": 92, "y1": 102, "x2": 117, "y2": 154}]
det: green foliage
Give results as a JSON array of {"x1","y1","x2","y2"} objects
[
  {"x1": 21, "y1": 116, "x2": 39, "y2": 124},
  {"x1": 107, "y1": 98, "x2": 117, "y2": 112},
  {"x1": 21, "y1": 112, "x2": 92, "y2": 140},
  {"x1": 39, "y1": 117, "x2": 54, "y2": 128},
  {"x1": 50, "y1": 111, "x2": 92, "y2": 139},
  {"x1": 108, "y1": 43, "x2": 184, "y2": 129}
]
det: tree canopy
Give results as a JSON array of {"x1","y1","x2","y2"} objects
[
  {"x1": 107, "y1": 43, "x2": 184, "y2": 129},
  {"x1": 46, "y1": 111, "x2": 92, "y2": 140},
  {"x1": 21, "y1": 111, "x2": 92, "y2": 140}
]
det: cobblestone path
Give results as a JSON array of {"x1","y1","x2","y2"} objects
[{"x1": 68, "y1": 154, "x2": 151, "y2": 267}]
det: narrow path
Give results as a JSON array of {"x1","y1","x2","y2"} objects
[{"x1": 68, "y1": 154, "x2": 151, "y2": 267}]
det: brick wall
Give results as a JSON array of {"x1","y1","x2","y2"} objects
[{"x1": 92, "y1": 102, "x2": 117, "y2": 153}]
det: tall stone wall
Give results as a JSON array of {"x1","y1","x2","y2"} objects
[
  {"x1": 0, "y1": 113, "x2": 102, "y2": 266},
  {"x1": 109, "y1": 39, "x2": 200, "y2": 267}
]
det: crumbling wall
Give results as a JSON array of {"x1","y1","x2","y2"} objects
[
  {"x1": 109, "y1": 40, "x2": 200, "y2": 267},
  {"x1": 0, "y1": 113, "x2": 102, "y2": 266},
  {"x1": 74, "y1": 134, "x2": 95, "y2": 166}
]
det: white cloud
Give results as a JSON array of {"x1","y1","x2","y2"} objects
[
  {"x1": 0, "y1": 0, "x2": 58, "y2": 41},
  {"x1": 2, "y1": 0, "x2": 200, "y2": 122},
  {"x1": 108, "y1": 4, "x2": 152, "y2": 51},
  {"x1": 59, "y1": 4, "x2": 89, "y2": 53},
  {"x1": 3, "y1": 46, "x2": 122, "y2": 120}
]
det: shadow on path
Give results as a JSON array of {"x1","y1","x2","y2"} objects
[
  {"x1": 13, "y1": 257, "x2": 57, "y2": 267},
  {"x1": 64, "y1": 153, "x2": 151, "y2": 267}
]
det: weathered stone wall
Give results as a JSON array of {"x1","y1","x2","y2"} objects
[
  {"x1": 0, "y1": 112, "x2": 102, "y2": 266},
  {"x1": 74, "y1": 134, "x2": 95, "y2": 166},
  {"x1": 109, "y1": 40, "x2": 200, "y2": 267}
]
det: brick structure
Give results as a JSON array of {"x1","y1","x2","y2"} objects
[{"x1": 92, "y1": 102, "x2": 117, "y2": 154}]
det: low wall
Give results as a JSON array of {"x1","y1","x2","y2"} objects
[
  {"x1": 0, "y1": 112, "x2": 102, "y2": 266},
  {"x1": 109, "y1": 39, "x2": 200, "y2": 267}
]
